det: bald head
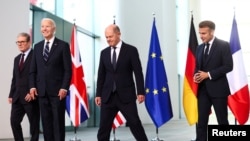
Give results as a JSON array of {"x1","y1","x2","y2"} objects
[
  {"x1": 105, "y1": 24, "x2": 121, "y2": 47},
  {"x1": 105, "y1": 24, "x2": 120, "y2": 34}
]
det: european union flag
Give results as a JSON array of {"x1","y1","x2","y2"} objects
[{"x1": 145, "y1": 18, "x2": 173, "y2": 128}]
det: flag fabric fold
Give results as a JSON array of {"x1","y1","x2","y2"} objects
[
  {"x1": 227, "y1": 16, "x2": 250, "y2": 125},
  {"x1": 66, "y1": 24, "x2": 90, "y2": 127},
  {"x1": 183, "y1": 16, "x2": 199, "y2": 125},
  {"x1": 145, "y1": 18, "x2": 173, "y2": 128},
  {"x1": 112, "y1": 111, "x2": 126, "y2": 129}
]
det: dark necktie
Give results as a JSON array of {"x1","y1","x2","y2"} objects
[
  {"x1": 112, "y1": 47, "x2": 117, "y2": 92},
  {"x1": 204, "y1": 43, "x2": 210, "y2": 59},
  {"x1": 19, "y1": 53, "x2": 25, "y2": 70},
  {"x1": 43, "y1": 41, "x2": 50, "y2": 61},
  {"x1": 112, "y1": 47, "x2": 117, "y2": 69}
]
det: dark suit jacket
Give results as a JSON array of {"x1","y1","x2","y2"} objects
[
  {"x1": 96, "y1": 42, "x2": 145, "y2": 103},
  {"x1": 29, "y1": 38, "x2": 72, "y2": 97},
  {"x1": 195, "y1": 37, "x2": 233, "y2": 98},
  {"x1": 9, "y1": 50, "x2": 33, "y2": 104}
]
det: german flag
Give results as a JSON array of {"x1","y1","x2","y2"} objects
[{"x1": 183, "y1": 15, "x2": 199, "y2": 125}]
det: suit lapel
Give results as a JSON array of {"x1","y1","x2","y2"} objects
[
  {"x1": 45, "y1": 38, "x2": 58, "y2": 62},
  {"x1": 115, "y1": 42, "x2": 127, "y2": 70},
  {"x1": 206, "y1": 38, "x2": 217, "y2": 63},
  {"x1": 19, "y1": 50, "x2": 33, "y2": 72},
  {"x1": 16, "y1": 54, "x2": 22, "y2": 72},
  {"x1": 198, "y1": 44, "x2": 205, "y2": 68}
]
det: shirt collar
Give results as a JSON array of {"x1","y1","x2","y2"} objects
[
  {"x1": 115, "y1": 40, "x2": 122, "y2": 49},
  {"x1": 45, "y1": 36, "x2": 55, "y2": 44},
  {"x1": 21, "y1": 48, "x2": 31, "y2": 56},
  {"x1": 207, "y1": 36, "x2": 215, "y2": 46}
]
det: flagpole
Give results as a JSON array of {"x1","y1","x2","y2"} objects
[
  {"x1": 67, "y1": 20, "x2": 90, "y2": 141},
  {"x1": 190, "y1": 123, "x2": 197, "y2": 141},
  {"x1": 146, "y1": 13, "x2": 173, "y2": 141},
  {"x1": 151, "y1": 128, "x2": 164, "y2": 141},
  {"x1": 69, "y1": 21, "x2": 81, "y2": 141},
  {"x1": 110, "y1": 128, "x2": 120, "y2": 141},
  {"x1": 69, "y1": 127, "x2": 81, "y2": 141}
]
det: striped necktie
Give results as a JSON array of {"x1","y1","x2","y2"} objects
[{"x1": 43, "y1": 41, "x2": 50, "y2": 61}]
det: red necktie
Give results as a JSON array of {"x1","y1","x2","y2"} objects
[{"x1": 19, "y1": 53, "x2": 25, "y2": 70}]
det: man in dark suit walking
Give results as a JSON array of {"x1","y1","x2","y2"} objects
[
  {"x1": 193, "y1": 20, "x2": 233, "y2": 141},
  {"x1": 29, "y1": 18, "x2": 72, "y2": 141},
  {"x1": 8, "y1": 32, "x2": 40, "y2": 141},
  {"x1": 95, "y1": 24, "x2": 148, "y2": 141}
]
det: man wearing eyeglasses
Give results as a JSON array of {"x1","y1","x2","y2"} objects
[{"x1": 8, "y1": 32, "x2": 40, "y2": 141}]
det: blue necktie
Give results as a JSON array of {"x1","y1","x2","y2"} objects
[
  {"x1": 112, "y1": 47, "x2": 117, "y2": 69},
  {"x1": 204, "y1": 43, "x2": 210, "y2": 60},
  {"x1": 43, "y1": 41, "x2": 50, "y2": 61}
]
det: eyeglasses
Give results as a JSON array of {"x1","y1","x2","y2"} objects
[{"x1": 16, "y1": 41, "x2": 27, "y2": 44}]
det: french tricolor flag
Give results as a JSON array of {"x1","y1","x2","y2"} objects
[
  {"x1": 227, "y1": 15, "x2": 250, "y2": 125},
  {"x1": 66, "y1": 24, "x2": 90, "y2": 127}
]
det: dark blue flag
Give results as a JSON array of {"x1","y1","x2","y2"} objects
[{"x1": 145, "y1": 18, "x2": 173, "y2": 128}]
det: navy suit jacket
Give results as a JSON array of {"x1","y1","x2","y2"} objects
[
  {"x1": 195, "y1": 37, "x2": 233, "y2": 97},
  {"x1": 9, "y1": 50, "x2": 33, "y2": 104},
  {"x1": 29, "y1": 37, "x2": 72, "y2": 97},
  {"x1": 96, "y1": 42, "x2": 145, "y2": 103}
]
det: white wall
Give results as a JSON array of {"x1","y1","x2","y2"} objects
[
  {"x1": 0, "y1": 0, "x2": 30, "y2": 139},
  {"x1": 94, "y1": 0, "x2": 179, "y2": 124}
]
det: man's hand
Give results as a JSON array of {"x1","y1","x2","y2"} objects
[
  {"x1": 194, "y1": 70, "x2": 209, "y2": 83},
  {"x1": 29, "y1": 88, "x2": 37, "y2": 100},
  {"x1": 8, "y1": 98, "x2": 12, "y2": 104},
  {"x1": 24, "y1": 93, "x2": 33, "y2": 102},
  {"x1": 95, "y1": 97, "x2": 101, "y2": 106},
  {"x1": 58, "y1": 89, "x2": 67, "y2": 100},
  {"x1": 137, "y1": 94, "x2": 145, "y2": 104}
]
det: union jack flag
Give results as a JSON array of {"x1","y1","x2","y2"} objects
[{"x1": 66, "y1": 24, "x2": 90, "y2": 127}]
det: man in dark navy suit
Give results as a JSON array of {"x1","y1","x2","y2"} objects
[
  {"x1": 194, "y1": 20, "x2": 233, "y2": 141},
  {"x1": 29, "y1": 18, "x2": 72, "y2": 141},
  {"x1": 95, "y1": 24, "x2": 148, "y2": 141},
  {"x1": 9, "y1": 32, "x2": 40, "y2": 141}
]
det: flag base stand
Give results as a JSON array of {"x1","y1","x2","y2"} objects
[
  {"x1": 110, "y1": 138, "x2": 120, "y2": 141},
  {"x1": 151, "y1": 137, "x2": 164, "y2": 141},
  {"x1": 69, "y1": 137, "x2": 81, "y2": 141},
  {"x1": 69, "y1": 127, "x2": 81, "y2": 141},
  {"x1": 151, "y1": 127, "x2": 164, "y2": 141},
  {"x1": 110, "y1": 128, "x2": 120, "y2": 141}
]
